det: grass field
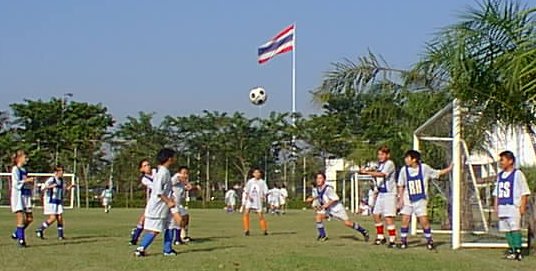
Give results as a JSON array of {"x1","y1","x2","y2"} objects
[{"x1": 0, "y1": 208, "x2": 534, "y2": 271}]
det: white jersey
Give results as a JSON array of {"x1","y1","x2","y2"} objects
[
  {"x1": 397, "y1": 163, "x2": 440, "y2": 205},
  {"x1": 170, "y1": 173, "x2": 187, "y2": 207},
  {"x1": 101, "y1": 189, "x2": 113, "y2": 200},
  {"x1": 43, "y1": 177, "x2": 66, "y2": 205},
  {"x1": 493, "y1": 169, "x2": 531, "y2": 217},
  {"x1": 280, "y1": 187, "x2": 288, "y2": 203},
  {"x1": 225, "y1": 189, "x2": 237, "y2": 205},
  {"x1": 244, "y1": 178, "x2": 268, "y2": 210},
  {"x1": 10, "y1": 166, "x2": 32, "y2": 212},
  {"x1": 144, "y1": 165, "x2": 173, "y2": 219},
  {"x1": 376, "y1": 160, "x2": 396, "y2": 195},
  {"x1": 315, "y1": 184, "x2": 348, "y2": 221},
  {"x1": 268, "y1": 188, "x2": 282, "y2": 205},
  {"x1": 140, "y1": 169, "x2": 156, "y2": 201}
]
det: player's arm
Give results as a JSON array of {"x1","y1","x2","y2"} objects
[
  {"x1": 519, "y1": 195, "x2": 529, "y2": 216},
  {"x1": 360, "y1": 170, "x2": 387, "y2": 178},
  {"x1": 320, "y1": 187, "x2": 338, "y2": 210},
  {"x1": 158, "y1": 194, "x2": 176, "y2": 208},
  {"x1": 437, "y1": 164, "x2": 453, "y2": 177}
]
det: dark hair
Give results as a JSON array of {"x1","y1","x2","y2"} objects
[
  {"x1": 54, "y1": 165, "x2": 64, "y2": 172},
  {"x1": 499, "y1": 151, "x2": 516, "y2": 163},
  {"x1": 314, "y1": 171, "x2": 326, "y2": 180},
  {"x1": 178, "y1": 166, "x2": 189, "y2": 172},
  {"x1": 249, "y1": 167, "x2": 264, "y2": 179},
  {"x1": 156, "y1": 148, "x2": 176, "y2": 165},
  {"x1": 105, "y1": 185, "x2": 110, "y2": 189},
  {"x1": 138, "y1": 159, "x2": 150, "y2": 170},
  {"x1": 404, "y1": 150, "x2": 421, "y2": 162},
  {"x1": 378, "y1": 146, "x2": 390, "y2": 154}
]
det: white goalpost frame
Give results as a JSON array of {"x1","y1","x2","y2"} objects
[
  {"x1": 0, "y1": 172, "x2": 78, "y2": 209},
  {"x1": 412, "y1": 99, "x2": 529, "y2": 249}
]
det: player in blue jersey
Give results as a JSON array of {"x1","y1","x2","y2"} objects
[
  {"x1": 36, "y1": 165, "x2": 73, "y2": 240},
  {"x1": 308, "y1": 171, "x2": 369, "y2": 242},
  {"x1": 397, "y1": 150, "x2": 452, "y2": 250},
  {"x1": 10, "y1": 150, "x2": 35, "y2": 247},
  {"x1": 493, "y1": 151, "x2": 530, "y2": 261},
  {"x1": 129, "y1": 159, "x2": 155, "y2": 245}
]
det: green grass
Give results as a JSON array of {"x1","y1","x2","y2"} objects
[{"x1": 0, "y1": 208, "x2": 534, "y2": 271}]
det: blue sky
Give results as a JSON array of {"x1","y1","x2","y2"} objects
[{"x1": 1, "y1": 1, "x2": 534, "y2": 122}]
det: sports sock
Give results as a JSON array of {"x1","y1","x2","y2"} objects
[
  {"x1": 139, "y1": 232, "x2": 157, "y2": 250},
  {"x1": 316, "y1": 222, "x2": 326, "y2": 237},
  {"x1": 16, "y1": 226, "x2": 25, "y2": 240},
  {"x1": 505, "y1": 232, "x2": 513, "y2": 250},
  {"x1": 57, "y1": 224, "x2": 64, "y2": 238},
  {"x1": 400, "y1": 227, "x2": 409, "y2": 243},
  {"x1": 423, "y1": 227, "x2": 432, "y2": 242},
  {"x1": 375, "y1": 223, "x2": 384, "y2": 240},
  {"x1": 132, "y1": 223, "x2": 143, "y2": 242},
  {"x1": 39, "y1": 221, "x2": 50, "y2": 231},
  {"x1": 352, "y1": 223, "x2": 367, "y2": 234},
  {"x1": 163, "y1": 229, "x2": 173, "y2": 253},
  {"x1": 260, "y1": 217, "x2": 268, "y2": 232},
  {"x1": 174, "y1": 228, "x2": 182, "y2": 243},
  {"x1": 387, "y1": 225, "x2": 396, "y2": 243},
  {"x1": 511, "y1": 231, "x2": 522, "y2": 253},
  {"x1": 242, "y1": 214, "x2": 250, "y2": 231}
]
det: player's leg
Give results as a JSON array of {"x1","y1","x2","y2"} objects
[
  {"x1": 180, "y1": 213, "x2": 190, "y2": 242},
  {"x1": 242, "y1": 208, "x2": 251, "y2": 235},
  {"x1": 130, "y1": 214, "x2": 145, "y2": 245},
  {"x1": 385, "y1": 216, "x2": 397, "y2": 247},
  {"x1": 258, "y1": 211, "x2": 268, "y2": 235},
  {"x1": 383, "y1": 195, "x2": 397, "y2": 247},
  {"x1": 56, "y1": 214, "x2": 65, "y2": 239},
  {"x1": 36, "y1": 214, "x2": 57, "y2": 239},
  {"x1": 338, "y1": 208, "x2": 369, "y2": 241},
  {"x1": 373, "y1": 213, "x2": 385, "y2": 244},
  {"x1": 315, "y1": 212, "x2": 328, "y2": 241},
  {"x1": 399, "y1": 214, "x2": 411, "y2": 249},
  {"x1": 134, "y1": 218, "x2": 162, "y2": 257},
  {"x1": 417, "y1": 215, "x2": 434, "y2": 249},
  {"x1": 509, "y1": 212, "x2": 523, "y2": 261},
  {"x1": 14, "y1": 211, "x2": 27, "y2": 246},
  {"x1": 499, "y1": 218, "x2": 516, "y2": 259}
]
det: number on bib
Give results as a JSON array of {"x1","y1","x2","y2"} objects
[
  {"x1": 498, "y1": 182, "x2": 511, "y2": 198},
  {"x1": 408, "y1": 180, "x2": 423, "y2": 195}
]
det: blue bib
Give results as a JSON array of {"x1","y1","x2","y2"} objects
[
  {"x1": 48, "y1": 178, "x2": 64, "y2": 204},
  {"x1": 377, "y1": 162, "x2": 388, "y2": 193},
  {"x1": 405, "y1": 165, "x2": 426, "y2": 202},
  {"x1": 316, "y1": 185, "x2": 335, "y2": 206},
  {"x1": 497, "y1": 170, "x2": 515, "y2": 205},
  {"x1": 17, "y1": 168, "x2": 32, "y2": 196}
]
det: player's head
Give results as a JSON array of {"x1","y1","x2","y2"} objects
[
  {"x1": 12, "y1": 149, "x2": 28, "y2": 166},
  {"x1": 138, "y1": 159, "x2": 151, "y2": 174},
  {"x1": 54, "y1": 165, "x2": 64, "y2": 177},
  {"x1": 377, "y1": 146, "x2": 390, "y2": 162},
  {"x1": 105, "y1": 185, "x2": 110, "y2": 189},
  {"x1": 315, "y1": 171, "x2": 326, "y2": 187},
  {"x1": 178, "y1": 166, "x2": 189, "y2": 181},
  {"x1": 404, "y1": 150, "x2": 421, "y2": 166},
  {"x1": 499, "y1": 151, "x2": 516, "y2": 170},
  {"x1": 251, "y1": 167, "x2": 264, "y2": 180},
  {"x1": 156, "y1": 148, "x2": 176, "y2": 166}
]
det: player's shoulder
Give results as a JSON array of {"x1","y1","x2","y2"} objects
[
  {"x1": 514, "y1": 169, "x2": 527, "y2": 179},
  {"x1": 385, "y1": 160, "x2": 396, "y2": 167}
]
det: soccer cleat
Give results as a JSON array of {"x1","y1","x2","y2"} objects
[
  {"x1": 173, "y1": 240, "x2": 185, "y2": 246},
  {"x1": 426, "y1": 240, "x2": 435, "y2": 250},
  {"x1": 361, "y1": 230, "x2": 370, "y2": 242},
  {"x1": 244, "y1": 231, "x2": 250, "y2": 236},
  {"x1": 163, "y1": 250, "x2": 178, "y2": 256},
  {"x1": 58, "y1": 236, "x2": 65, "y2": 241},
  {"x1": 398, "y1": 242, "x2": 408, "y2": 249},
  {"x1": 129, "y1": 241, "x2": 136, "y2": 246},
  {"x1": 183, "y1": 236, "x2": 192, "y2": 243},
  {"x1": 134, "y1": 247, "x2": 146, "y2": 257},
  {"x1": 11, "y1": 232, "x2": 17, "y2": 240},
  {"x1": 515, "y1": 252, "x2": 523, "y2": 261},
  {"x1": 374, "y1": 238, "x2": 386, "y2": 245},
  {"x1": 36, "y1": 230, "x2": 44, "y2": 239},
  {"x1": 17, "y1": 239, "x2": 27, "y2": 248},
  {"x1": 387, "y1": 242, "x2": 397, "y2": 248},
  {"x1": 264, "y1": 231, "x2": 269, "y2": 236},
  {"x1": 504, "y1": 253, "x2": 516, "y2": 260},
  {"x1": 317, "y1": 235, "x2": 328, "y2": 242}
]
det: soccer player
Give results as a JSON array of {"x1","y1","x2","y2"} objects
[
  {"x1": 242, "y1": 167, "x2": 269, "y2": 236},
  {"x1": 397, "y1": 150, "x2": 452, "y2": 250},
  {"x1": 10, "y1": 150, "x2": 35, "y2": 247},
  {"x1": 170, "y1": 166, "x2": 193, "y2": 245},
  {"x1": 280, "y1": 184, "x2": 288, "y2": 214},
  {"x1": 494, "y1": 151, "x2": 530, "y2": 261},
  {"x1": 224, "y1": 187, "x2": 238, "y2": 213},
  {"x1": 129, "y1": 159, "x2": 154, "y2": 245},
  {"x1": 359, "y1": 146, "x2": 397, "y2": 247},
  {"x1": 36, "y1": 165, "x2": 73, "y2": 240},
  {"x1": 309, "y1": 171, "x2": 369, "y2": 242},
  {"x1": 268, "y1": 184, "x2": 282, "y2": 215},
  {"x1": 100, "y1": 185, "x2": 113, "y2": 213},
  {"x1": 134, "y1": 148, "x2": 178, "y2": 257}
]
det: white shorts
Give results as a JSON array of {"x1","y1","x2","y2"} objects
[
  {"x1": 178, "y1": 206, "x2": 189, "y2": 216},
  {"x1": 144, "y1": 217, "x2": 165, "y2": 233},
  {"x1": 11, "y1": 195, "x2": 32, "y2": 213},
  {"x1": 280, "y1": 199, "x2": 286, "y2": 205},
  {"x1": 102, "y1": 199, "x2": 111, "y2": 206},
  {"x1": 499, "y1": 209, "x2": 521, "y2": 232},
  {"x1": 373, "y1": 193, "x2": 397, "y2": 217},
  {"x1": 321, "y1": 203, "x2": 349, "y2": 221},
  {"x1": 44, "y1": 202, "x2": 64, "y2": 215},
  {"x1": 226, "y1": 199, "x2": 236, "y2": 206},
  {"x1": 245, "y1": 200, "x2": 264, "y2": 213},
  {"x1": 400, "y1": 199, "x2": 428, "y2": 217}
]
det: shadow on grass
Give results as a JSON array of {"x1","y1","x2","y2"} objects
[
  {"x1": 268, "y1": 232, "x2": 297, "y2": 236},
  {"x1": 189, "y1": 236, "x2": 232, "y2": 243},
  {"x1": 25, "y1": 238, "x2": 104, "y2": 248},
  {"x1": 338, "y1": 235, "x2": 368, "y2": 241},
  {"x1": 182, "y1": 245, "x2": 245, "y2": 254}
]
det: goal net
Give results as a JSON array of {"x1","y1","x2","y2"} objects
[
  {"x1": 413, "y1": 99, "x2": 532, "y2": 249},
  {"x1": 0, "y1": 173, "x2": 77, "y2": 209}
]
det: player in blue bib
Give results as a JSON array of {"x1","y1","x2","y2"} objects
[
  {"x1": 36, "y1": 165, "x2": 73, "y2": 240},
  {"x1": 493, "y1": 151, "x2": 530, "y2": 261},
  {"x1": 397, "y1": 150, "x2": 452, "y2": 250},
  {"x1": 129, "y1": 159, "x2": 154, "y2": 245},
  {"x1": 10, "y1": 150, "x2": 35, "y2": 248}
]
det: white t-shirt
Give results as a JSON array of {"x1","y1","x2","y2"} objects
[
  {"x1": 244, "y1": 178, "x2": 268, "y2": 208},
  {"x1": 225, "y1": 189, "x2": 237, "y2": 204},
  {"x1": 144, "y1": 166, "x2": 172, "y2": 219},
  {"x1": 397, "y1": 163, "x2": 440, "y2": 205},
  {"x1": 170, "y1": 173, "x2": 188, "y2": 207},
  {"x1": 376, "y1": 160, "x2": 396, "y2": 195},
  {"x1": 140, "y1": 171, "x2": 154, "y2": 201},
  {"x1": 493, "y1": 170, "x2": 531, "y2": 217}
]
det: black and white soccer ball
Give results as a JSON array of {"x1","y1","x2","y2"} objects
[{"x1": 249, "y1": 87, "x2": 267, "y2": 105}]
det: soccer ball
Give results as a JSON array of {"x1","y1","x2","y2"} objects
[{"x1": 249, "y1": 87, "x2": 267, "y2": 105}]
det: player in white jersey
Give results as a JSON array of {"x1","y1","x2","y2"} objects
[
  {"x1": 493, "y1": 151, "x2": 530, "y2": 261},
  {"x1": 359, "y1": 146, "x2": 397, "y2": 247},
  {"x1": 242, "y1": 167, "x2": 269, "y2": 236},
  {"x1": 36, "y1": 165, "x2": 73, "y2": 240},
  {"x1": 10, "y1": 150, "x2": 35, "y2": 247},
  {"x1": 129, "y1": 159, "x2": 154, "y2": 246},
  {"x1": 397, "y1": 150, "x2": 452, "y2": 250},
  {"x1": 279, "y1": 184, "x2": 288, "y2": 214},
  {"x1": 307, "y1": 171, "x2": 369, "y2": 242},
  {"x1": 100, "y1": 186, "x2": 113, "y2": 213},
  {"x1": 169, "y1": 166, "x2": 193, "y2": 245},
  {"x1": 134, "y1": 148, "x2": 179, "y2": 257},
  {"x1": 225, "y1": 188, "x2": 238, "y2": 213},
  {"x1": 267, "y1": 185, "x2": 282, "y2": 215}
]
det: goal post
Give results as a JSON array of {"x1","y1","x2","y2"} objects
[{"x1": 0, "y1": 172, "x2": 78, "y2": 209}]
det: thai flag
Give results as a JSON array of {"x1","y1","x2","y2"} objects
[{"x1": 258, "y1": 24, "x2": 294, "y2": 64}]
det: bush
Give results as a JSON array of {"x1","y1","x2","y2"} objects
[{"x1": 521, "y1": 166, "x2": 536, "y2": 192}]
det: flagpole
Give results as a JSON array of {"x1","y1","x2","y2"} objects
[{"x1": 291, "y1": 22, "x2": 296, "y2": 125}]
